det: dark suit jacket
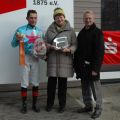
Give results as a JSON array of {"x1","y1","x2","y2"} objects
[{"x1": 74, "y1": 23, "x2": 104, "y2": 79}]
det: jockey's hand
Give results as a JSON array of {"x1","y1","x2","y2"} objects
[{"x1": 16, "y1": 32, "x2": 25, "y2": 41}]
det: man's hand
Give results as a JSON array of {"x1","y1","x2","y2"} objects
[{"x1": 92, "y1": 71, "x2": 98, "y2": 76}]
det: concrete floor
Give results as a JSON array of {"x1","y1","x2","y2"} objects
[{"x1": 0, "y1": 83, "x2": 120, "y2": 120}]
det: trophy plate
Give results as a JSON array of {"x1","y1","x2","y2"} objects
[{"x1": 53, "y1": 37, "x2": 68, "y2": 49}]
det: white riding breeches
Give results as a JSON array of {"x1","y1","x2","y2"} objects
[{"x1": 20, "y1": 55, "x2": 40, "y2": 88}]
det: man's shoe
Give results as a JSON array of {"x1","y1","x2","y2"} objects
[
  {"x1": 91, "y1": 110, "x2": 101, "y2": 119},
  {"x1": 46, "y1": 105, "x2": 52, "y2": 112},
  {"x1": 58, "y1": 107, "x2": 65, "y2": 113},
  {"x1": 32, "y1": 105, "x2": 40, "y2": 113},
  {"x1": 77, "y1": 106, "x2": 93, "y2": 113},
  {"x1": 21, "y1": 104, "x2": 27, "y2": 114}
]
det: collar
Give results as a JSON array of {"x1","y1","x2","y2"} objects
[
  {"x1": 27, "y1": 24, "x2": 36, "y2": 29},
  {"x1": 84, "y1": 23, "x2": 96, "y2": 31}
]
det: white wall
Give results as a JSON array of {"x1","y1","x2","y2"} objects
[
  {"x1": 0, "y1": 0, "x2": 119, "y2": 84},
  {"x1": 0, "y1": 0, "x2": 73, "y2": 84}
]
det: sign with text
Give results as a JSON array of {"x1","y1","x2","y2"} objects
[{"x1": 103, "y1": 31, "x2": 120, "y2": 64}]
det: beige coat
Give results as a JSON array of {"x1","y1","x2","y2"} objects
[{"x1": 45, "y1": 20, "x2": 76, "y2": 77}]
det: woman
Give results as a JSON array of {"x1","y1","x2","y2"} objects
[{"x1": 45, "y1": 7, "x2": 76, "y2": 113}]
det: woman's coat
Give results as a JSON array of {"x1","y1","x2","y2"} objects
[{"x1": 45, "y1": 21, "x2": 76, "y2": 77}]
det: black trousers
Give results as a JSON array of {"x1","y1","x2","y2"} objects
[{"x1": 47, "y1": 77, "x2": 67, "y2": 107}]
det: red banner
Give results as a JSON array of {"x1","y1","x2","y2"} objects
[
  {"x1": 0, "y1": 0, "x2": 26, "y2": 14},
  {"x1": 103, "y1": 31, "x2": 120, "y2": 64}
]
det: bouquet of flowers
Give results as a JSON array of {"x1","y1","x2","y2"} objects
[{"x1": 33, "y1": 38, "x2": 46, "y2": 59}]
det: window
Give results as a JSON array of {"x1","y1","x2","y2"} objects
[{"x1": 101, "y1": 0, "x2": 120, "y2": 30}]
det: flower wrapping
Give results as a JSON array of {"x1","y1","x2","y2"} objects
[{"x1": 33, "y1": 38, "x2": 46, "y2": 59}]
